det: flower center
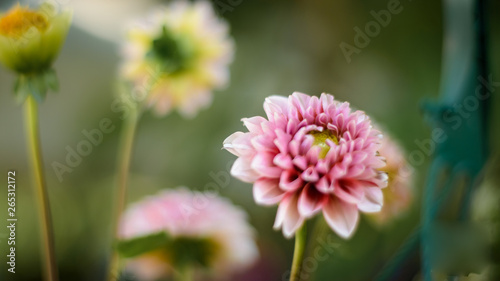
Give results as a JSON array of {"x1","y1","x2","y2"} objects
[
  {"x1": 309, "y1": 130, "x2": 338, "y2": 159},
  {"x1": 0, "y1": 5, "x2": 48, "y2": 38},
  {"x1": 148, "y1": 26, "x2": 194, "y2": 74}
]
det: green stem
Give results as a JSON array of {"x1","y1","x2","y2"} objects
[
  {"x1": 107, "y1": 108, "x2": 140, "y2": 281},
  {"x1": 303, "y1": 217, "x2": 329, "y2": 281},
  {"x1": 24, "y1": 95, "x2": 59, "y2": 281},
  {"x1": 290, "y1": 223, "x2": 307, "y2": 281}
]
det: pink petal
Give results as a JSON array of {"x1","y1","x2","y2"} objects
[
  {"x1": 342, "y1": 131, "x2": 353, "y2": 141},
  {"x1": 336, "y1": 114, "x2": 345, "y2": 131},
  {"x1": 320, "y1": 93, "x2": 335, "y2": 109},
  {"x1": 298, "y1": 184, "x2": 327, "y2": 217},
  {"x1": 306, "y1": 146, "x2": 321, "y2": 165},
  {"x1": 274, "y1": 154, "x2": 293, "y2": 170},
  {"x1": 346, "y1": 120, "x2": 357, "y2": 137},
  {"x1": 273, "y1": 112, "x2": 288, "y2": 129},
  {"x1": 341, "y1": 153, "x2": 353, "y2": 166},
  {"x1": 223, "y1": 132, "x2": 254, "y2": 157},
  {"x1": 242, "y1": 116, "x2": 266, "y2": 133},
  {"x1": 327, "y1": 123, "x2": 339, "y2": 135},
  {"x1": 292, "y1": 155, "x2": 308, "y2": 171},
  {"x1": 316, "y1": 176, "x2": 334, "y2": 193},
  {"x1": 357, "y1": 168, "x2": 377, "y2": 180},
  {"x1": 231, "y1": 158, "x2": 260, "y2": 183},
  {"x1": 366, "y1": 156, "x2": 386, "y2": 169},
  {"x1": 358, "y1": 187, "x2": 383, "y2": 213},
  {"x1": 359, "y1": 172, "x2": 389, "y2": 189},
  {"x1": 273, "y1": 193, "x2": 305, "y2": 238},
  {"x1": 299, "y1": 135, "x2": 314, "y2": 155},
  {"x1": 290, "y1": 92, "x2": 311, "y2": 117},
  {"x1": 264, "y1": 96, "x2": 289, "y2": 120},
  {"x1": 279, "y1": 170, "x2": 303, "y2": 191},
  {"x1": 345, "y1": 164, "x2": 365, "y2": 178},
  {"x1": 322, "y1": 196, "x2": 359, "y2": 239},
  {"x1": 331, "y1": 163, "x2": 348, "y2": 179},
  {"x1": 251, "y1": 152, "x2": 282, "y2": 178},
  {"x1": 289, "y1": 140, "x2": 300, "y2": 157},
  {"x1": 253, "y1": 178, "x2": 285, "y2": 206},
  {"x1": 374, "y1": 172, "x2": 389, "y2": 188},
  {"x1": 333, "y1": 180, "x2": 364, "y2": 204},
  {"x1": 301, "y1": 167, "x2": 319, "y2": 182},
  {"x1": 351, "y1": 151, "x2": 368, "y2": 164},
  {"x1": 260, "y1": 120, "x2": 276, "y2": 136},
  {"x1": 308, "y1": 96, "x2": 320, "y2": 113},
  {"x1": 286, "y1": 118, "x2": 300, "y2": 135},
  {"x1": 315, "y1": 160, "x2": 329, "y2": 174},
  {"x1": 251, "y1": 135, "x2": 277, "y2": 152},
  {"x1": 316, "y1": 112, "x2": 329, "y2": 126},
  {"x1": 274, "y1": 129, "x2": 292, "y2": 153}
]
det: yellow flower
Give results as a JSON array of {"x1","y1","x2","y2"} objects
[
  {"x1": 120, "y1": 1, "x2": 234, "y2": 117},
  {"x1": 0, "y1": 2, "x2": 72, "y2": 101},
  {"x1": 0, "y1": 3, "x2": 72, "y2": 74}
]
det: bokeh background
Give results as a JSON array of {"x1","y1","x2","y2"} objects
[{"x1": 1, "y1": 0, "x2": 499, "y2": 280}]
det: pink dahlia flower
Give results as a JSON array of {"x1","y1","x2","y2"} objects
[
  {"x1": 368, "y1": 134, "x2": 413, "y2": 225},
  {"x1": 224, "y1": 92, "x2": 388, "y2": 238},
  {"x1": 119, "y1": 188, "x2": 258, "y2": 280}
]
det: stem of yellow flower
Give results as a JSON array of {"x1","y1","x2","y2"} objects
[
  {"x1": 107, "y1": 108, "x2": 140, "y2": 281},
  {"x1": 290, "y1": 223, "x2": 307, "y2": 281},
  {"x1": 24, "y1": 95, "x2": 59, "y2": 281}
]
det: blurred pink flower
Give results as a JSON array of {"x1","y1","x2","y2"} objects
[
  {"x1": 368, "y1": 134, "x2": 413, "y2": 225},
  {"x1": 224, "y1": 92, "x2": 388, "y2": 239},
  {"x1": 119, "y1": 188, "x2": 258, "y2": 280}
]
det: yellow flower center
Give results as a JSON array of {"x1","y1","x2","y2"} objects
[
  {"x1": 0, "y1": 5, "x2": 48, "y2": 38},
  {"x1": 309, "y1": 130, "x2": 339, "y2": 159}
]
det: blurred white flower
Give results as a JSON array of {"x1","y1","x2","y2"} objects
[{"x1": 120, "y1": 0, "x2": 234, "y2": 117}]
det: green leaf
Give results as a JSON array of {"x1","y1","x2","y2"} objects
[
  {"x1": 116, "y1": 232, "x2": 171, "y2": 258},
  {"x1": 116, "y1": 233, "x2": 220, "y2": 269},
  {"x1": 12, "y1": 69, "x2": 60, "y2": 104},
  {"x1": 44, "y1": 69, "x2": 59, "y2": 92},
  {"x1": 29, "y1": 74, "x2": 48, "y2": 103},
  {"x1": 167, "y1": 237, "x2": 220, "y2": 268}
]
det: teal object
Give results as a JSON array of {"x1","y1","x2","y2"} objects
[
  {"x1": 375, "y1": 0, "x2": 490, "y2": 279},
  {"x1": 421, "y1": 0, "x2": 489, "y2": 279}
]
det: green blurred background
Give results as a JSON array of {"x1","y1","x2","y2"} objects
[{"x1": 0, "y1": 0, "x2": 499, "y2": 280}]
